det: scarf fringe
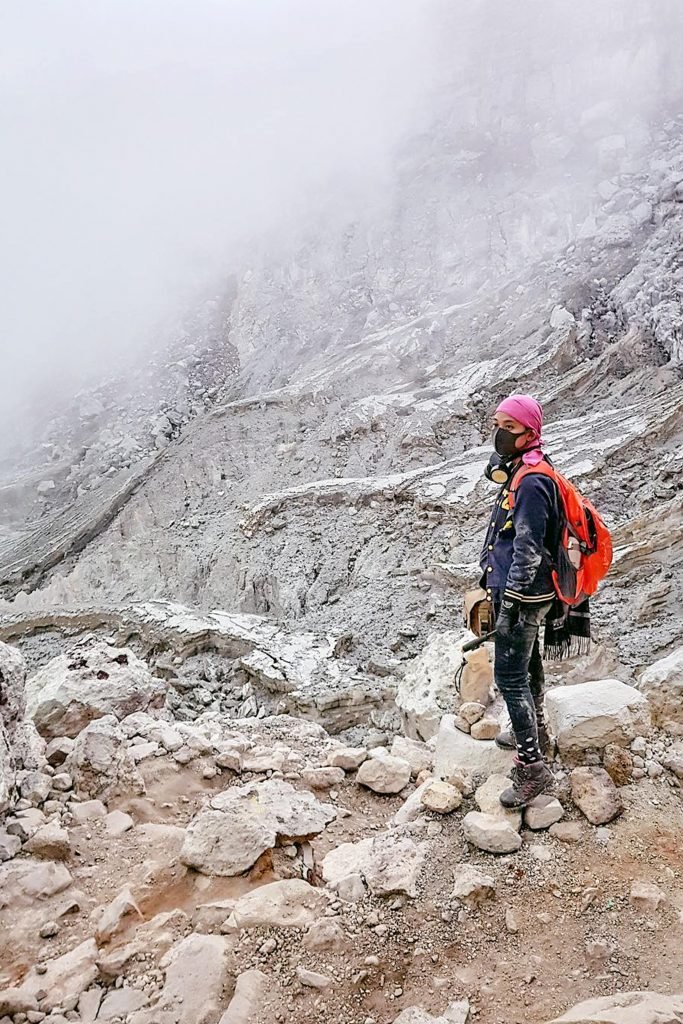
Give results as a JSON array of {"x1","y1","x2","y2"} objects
[{"x1": 543, "y1": 597, "x2": 591, "y2": 662}]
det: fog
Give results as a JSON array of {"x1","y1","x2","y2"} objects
[
  {"x1": 2, "y1": 0, "x2": 683, "y2": 428},
  {"x1": 0, "y1": 0, "x2": 443, "y2": 416}
]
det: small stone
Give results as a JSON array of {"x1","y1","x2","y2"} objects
[
  {"x1": 452, "y1": 864, "x2": 495, "y2": 905},
  {"x1": 549, "y1": 821, "x2": 583, "y2": 844},
  {"x1": 462, "y1": 811, "x2": 522, "y2": 854},
  {"x1": 20, "y1": 772, "x2": 53, "y2": 806},
  {"x1": 603, "y1": 743, "x2": 633, "y2": 786},
  {"x1": 202, "y1": 766, "x2": 217, "y2": 780},
  {"x1": 571, "y1": 767, "x2": 624, "y2": 825},
  {"x1": 505, "y1": 908, "x2": 519, "y2": 933},
  {"x1": 51, "y1": 773, "x2": 73, "y2": 793},
  {"x1": 470, "y1": 718, "x2": 500, "y2": 741},
  {"x1": 420, "y1": 780, "x2": 462, "y2": 814},
  {"x1": 301, "y1": 767, "x2": 345, "y2": 790},
  {"x1": 296, "y1": 967, "x2": 331, "y2": 989},
  {"x1": 630, "y1": 880, "x2": 665, "y2": 914},
  {"x1": 39, "y1": 921, "x2": 60, "y2": 938},
  {"x1": 105, "y1": 810, "x2": 134, "y2": 836},
  {"x1": 453, "y1": 715, "x2": 471, "y2": 734},
  {"x1": 215, "y1": 748, "x2": 243, "y2": 772},
  {"x1": 647, "y1": 760, "x2": 664, "y2": 779},
  {"x1": 524, "y1": 795, "x2": 564, "y2": 831},
  {"x1": 336, "y1": 874, "x2": 366, "y2": 903},
  {"x1": 459, "y1": 702, "x2": 486, "y2": 725}
]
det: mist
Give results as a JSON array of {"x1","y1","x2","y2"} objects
[
  {"x1": 2, "y1": 0, "x2": 683, "y2": 430},
  {"x1": 0, "y1": 0, "x2": 442, "y2": 416}
]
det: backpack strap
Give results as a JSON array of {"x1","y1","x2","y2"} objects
[{"x1": 508, "y1": 461, "x2": 557, "y2": 508}]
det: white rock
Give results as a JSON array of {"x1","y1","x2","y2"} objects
[
  {"x1": 638, "y1": 647, "x2": 683, "y2": 734},
  {"x1": 545, "y1": 679, "x2": 650, "y2": 754},
  {"x1": 0, "y1": 643, "x2": 28, "y2": 814},
  {"x1": 0, "y1": 938, "x2": 98, "y2": 1012},
  {"x1": 296, "y1": 967, "x2": 331, "y2": 989},
  {"x1": 474, "y1": 774, "x2": 521, "y2": 831},
  {"x1": 45, "y1": 737, "x2": 75, "y2": 766},
  {"x1": 550, "y1": 305, "x2": 575, "y2": 329},
  {"x1": 470, "y1": 718, "x2": 500, "y2": 741},
  {"x1": 322, "y1": 832, "x2": 425, "y2": 898},
  {"x1": 129, "y1": 740, "x2": 160, "y2": 763},
  {"x1": 629, "y1": 880, "x2": 665, "y2": 914},
  {"x1": 218, "y1": 969, "x2": 266, "y2": 1024},
  {"x1": 392, "y1": 780, "x2": 433, "y2": 825},
  {"x1": 301, "y1": 766, "x2": 345, "y2": 790},
  {"x1": 105, "y1": 809, "x2": 134, "y2": 836},
  {"x1": 70, "y1": 799, "x2": 107, "y2": 823},
  {"x1": 546, "y1": 990, "x2": 683, "y2": 1024},
  {"x1": 462, "y1": 812, "x2": 522, "y2": 854},
  {"x1": 180, "y1": 779, "x2": 335, "y2": 876},
  {"x1": 393, "y1": 1001, "x2": 470, "y2": 1024},
  {"x1": 451, "y1": 864, "x2": 495, "y2": 905},
  {"x1": 391, "y1": 736, "x2": 433, "y2": 776},
  {"x1": 98, "y1": 987, "x2": 148, "y2": 1020},
  {"x1": 147, "y1": 934, "x2": 231, "y2": 1024},
  {"x1": 25, "y1": 644, "x2": 166, "y2": 739},
  {"x1": 148, "y1": 723, "x2": 184, "y2": 752},
  {"x1": 94, "y1": 886, "x2": 142, "y2": 943},
  {"x1": 357, "y1": 750, "x2": 411, "y2": 794},
  {"x1": 66, "y1": 716, "x2": 144, "y2": 803},
  {"x1": 458, "y1": 702, "x2": 486, "y2": 725},
  {"x1": 0, "y1": 829, "x2": 21, "y2": 861},
  {"x1": 24, "y1": 822, "x2": 71, "y2": 860},
  {"x1": 225, "y1": 879, "x2": 328, "y2": 930},
  {"x1": 397, "y1": 630, "x2": 491, "y2": 741},
  {"x1": 524, "y1": 795, "x2": 564, "y2": 831},
  {"x1": 434, "y1": 716, "x2": 513, "y2": 784},
  {"x1": 420, "y1": 780, "x2": 462, "y2": 814},
  {"x1": 570, "y1": 767, "x2": 623, "y2": 825},
  {"x1": 325, "y1": 746, "x2": 367, "y2": 770}
]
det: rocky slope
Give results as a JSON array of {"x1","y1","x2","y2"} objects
[{"x1": 2, "y1": 6, "x2": 683, "y2": 1022}]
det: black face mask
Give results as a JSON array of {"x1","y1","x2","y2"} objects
[{"x1": 493, "y1": 426, "x2": 526, "y2": 459}]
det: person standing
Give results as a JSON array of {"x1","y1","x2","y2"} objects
[{"x1": 479, "y1": 394, "x2": 558, "y2": 807}]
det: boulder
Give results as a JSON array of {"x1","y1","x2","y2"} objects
[
  {"x1": 180, "y1": 779, "x2": 335, "y2": 876},
  {"x1": 98, "y1": 988, "x2": 148, "y2": 1021},
  {"x1": 24, "y1": 822, "x2": 71, "y2": 860},
  {"x1": 396, "y1": 630, "x2": 491, "y2": 741},
  {"x1": 392, "y1": 780, "x2": 433, "y2": 825},
  {"x1": 45, "y1": 737, "x2": 74, "y2": 766},
  {"x1": 301, "y1": 767, "x2": 345, "y2": 790},
  {"x1": 451, "y1": 865, "x2": 495, "y2": 906},
  {"x1": 357, "y1": 750, "x2": 411, "y2": 794},
  {"x1": 545, "y1": 990, "x2": 683, "y2": 1024},
  {"x1": 65, "y1": 716, "x2": 144, "y2": 802},
  {"x1": 94, "y1": 886, "x2": 142, "y2": 943},
  {"x1": 434, "y1": 716, "x2": 513, "y2": 784},
  {"x1": 458, "y1": 702, "x2": 486, "y2": 725},
  {"x1": 570, "y1": 767, "x2": 623, "y2": 825},
  {"x1": 322, "y1": 831, "x2": 425, "y2": 897},
  {"x1": 25, "y1": 644, "x2": 166, "y2": 739},
  {"x1": 462, "y1": 812, "x2": 522, "y2": 854},
  {"x1": 421, "y1": 780, "x2": 462, "y2": 814},
  {"x1": 225, "y1": 879, "x2": 328, "y2": 930},
  {"x1": 218, "y1": 969, "x2": 266, "y2": 1024},
  {"x1": 638, "y1": 647, "x2": 683, "y2": 734},
  {"x1": 545, "y1": 679, "x2": 650, "y2": 754}
]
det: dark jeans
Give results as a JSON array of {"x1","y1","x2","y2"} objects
[{"x1": 494, "y1": 601, "x2": 553, "y2": 762}]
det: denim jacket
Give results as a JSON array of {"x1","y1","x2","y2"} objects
[{"x1": 479, "y1": 461, "x2": 560, "y2": 606}]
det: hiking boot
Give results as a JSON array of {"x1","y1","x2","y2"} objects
[
  {"x1": 499, "y1": 760, "x2": 555, "y2": 809},
  {"x1": 495, "y1": 723, "x2": 554, "y2": 759}
]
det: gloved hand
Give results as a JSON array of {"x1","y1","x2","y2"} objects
[{"x1": 495, "y1": 596, "x2": 520, "y2": 639}]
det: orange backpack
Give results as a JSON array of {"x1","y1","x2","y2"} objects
[{"x1": 509, "y1": 462, "x2": 613, "y2": 607}]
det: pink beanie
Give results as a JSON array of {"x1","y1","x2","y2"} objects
[{"x1": 495, "y1": 394, "x2": 545, "y2": 465}]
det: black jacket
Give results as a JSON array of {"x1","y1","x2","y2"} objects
[{"x1": 479, "y1": 459, "x2": 560, "y2": 606}]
